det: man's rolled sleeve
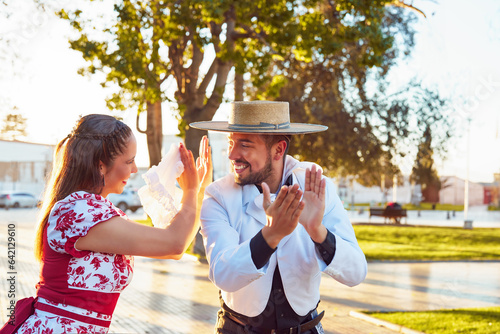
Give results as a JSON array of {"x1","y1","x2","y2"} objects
[
  {"x1": 313, "y1": 230, "x2": 336, "y2": 265},
  {"x1": 250, "y1": 230, "x2": 276, "y2": 269}
]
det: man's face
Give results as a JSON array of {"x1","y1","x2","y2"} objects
[{"x1": 227, "y1": 133, "x2": 274, "y2": 186}]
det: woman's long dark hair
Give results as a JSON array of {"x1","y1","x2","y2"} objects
[{"x1": 34, "y1": 114, "x2": 132, "y2": 261}]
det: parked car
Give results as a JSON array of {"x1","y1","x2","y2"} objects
[
  {"x1": 107, "y1": 188, "x2": 142, "y2": 213},
  {"x1": 0, "y1": 192, "x2": 38, "y2": 209}
]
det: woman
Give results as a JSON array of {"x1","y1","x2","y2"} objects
[{"x1": 18, "y1": 114, "x2": 211, "y2": 333}]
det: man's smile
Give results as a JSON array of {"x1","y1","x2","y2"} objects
[{"x1": 233, "y1": 161, "x2": 249, "y2": 173}]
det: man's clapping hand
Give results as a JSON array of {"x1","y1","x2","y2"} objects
[
  {"x1": 261, "y1": 183, "x2": 304, "y2": 249},
  {"x1": 299, "y1": 165, "x2": 327, "y2": 243}
]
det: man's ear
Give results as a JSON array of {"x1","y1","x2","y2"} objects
[{"x1": 273, "y1": 140, "x2": 288, "y2": 161}]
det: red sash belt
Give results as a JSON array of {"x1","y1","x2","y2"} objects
[{"x1": 36, "y1": 302, "x2": 112, "y2": 328}]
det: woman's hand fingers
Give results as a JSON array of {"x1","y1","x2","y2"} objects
[
  {"x1": 198, "y1": 136, "x2": 213, "y2": 190},
  {"x1": 178, "y1": 143, "x2": 199, "y2": 191},
  {"x1": 179, "y1": 143, "x2": 193, "y2": 168}
]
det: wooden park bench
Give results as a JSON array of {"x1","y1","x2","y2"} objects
[{"x1": 369, "y1": 207, "x2": 407, "y2": 224}]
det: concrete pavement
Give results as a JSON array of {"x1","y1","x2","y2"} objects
[{"x1": 1, "y1": 208, "x2": 499, "y2": 333}]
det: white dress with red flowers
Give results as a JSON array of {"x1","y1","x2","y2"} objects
[{"x1": 17, "y1": 191, "x2": 134, "y2": 334}]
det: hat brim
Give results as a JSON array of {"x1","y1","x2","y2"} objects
[{"x1": 189, "y1": 121, "x2": 328, "y2": 134}]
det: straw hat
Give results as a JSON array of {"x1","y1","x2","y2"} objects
[{"x1": 189, "y1": 101, "x2": 327, "y2": 134}]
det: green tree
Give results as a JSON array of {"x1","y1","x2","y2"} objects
[
  {"x1": 276, "y1": 56, "x2": 451, "y2": 188},
  {"x1": 410, "y1": 125, "x2": 442, "y2": 203},
  {"x1": 55, "y1": 0, "x2": 423, "y2": 167},
  {"x1": 234, "y1": 3, "x2": 452, "y2": 189},
  {"x1": 259, "y1": 4, "x2": 451, "y2": 188},
  {"x1": 0, "y1": 110, "x2": 28, "y2": 140}
]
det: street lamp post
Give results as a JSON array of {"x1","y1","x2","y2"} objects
[{"x1": 464, "y1": 118, "x2": 472, "y2": 229}]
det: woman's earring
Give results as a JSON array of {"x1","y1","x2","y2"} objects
[{"x1": 101, "y1": 174, "x2": 106, "y2": 187}]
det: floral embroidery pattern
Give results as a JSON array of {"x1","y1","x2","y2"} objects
[
  {"x1": 18, "y1": 314, "x2": 108, "y2": 334},
  {"x1": 67, "y1": 253, "x2": 133, "y2": 292}
]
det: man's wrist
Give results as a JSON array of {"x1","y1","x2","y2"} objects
[
  {"x1": 261, "y1": 226, "x2": 281, "y2": 249},
  {"x1": 308, "y1": 224, "x2": 327, "y2": 244}
]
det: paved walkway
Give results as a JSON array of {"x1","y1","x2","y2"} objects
[{"x1": 1, "y1": 208, "x2": 499, "y2": 333}]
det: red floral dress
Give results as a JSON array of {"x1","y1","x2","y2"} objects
[{"x1": 18, "y1": 192, "x2": 134, "y2": 334}]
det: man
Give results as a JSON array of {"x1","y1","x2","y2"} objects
[{"x1": 190, "y1": 101, "x2": 367, "y2": 334}]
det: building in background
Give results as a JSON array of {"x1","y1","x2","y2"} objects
[
  {"x1": 439, "y1": 176, "x2": 485, "y2": 206},
  {"x1": 0, "y1": 140, "x2": 54, "y2": 198},
  {"x1": 481, "y1": 173, "x2": 500, "y2": 207},
  {"x1": 336, "y1": 176, "x2": 422, "y2": 207}
]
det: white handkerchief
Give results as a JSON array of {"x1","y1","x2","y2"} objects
[{"x1": 138, "y1": 144, "x2": 184, "y2": 228}]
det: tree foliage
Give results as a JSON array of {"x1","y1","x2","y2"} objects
[
  {"x1": 54, "y1": 0, "x2": 440, "y2": 173},
  {"x1": 253, "y1": 4, "x2": 451, "y2": 188},
  {"x1": 410, "y1": 125, "x2": 442, "y2": 203}
]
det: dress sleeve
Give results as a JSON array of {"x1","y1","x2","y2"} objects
[{"x1": 47, "y1": 192, "x2": 123, "y2": 258}]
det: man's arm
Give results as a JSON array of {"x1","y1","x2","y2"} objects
[
  {"x1": 317, "y1": 180, "x2": 367, "y2": 287},
  {"x1": 298, "y1": 165, "x2": 367, "y2": 287}
]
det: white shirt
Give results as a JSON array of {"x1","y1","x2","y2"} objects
[{"x1": 200, "y1": 156, "x2": 367, "y2": 317}]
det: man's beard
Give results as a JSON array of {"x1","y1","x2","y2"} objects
[{"x1": 234, "y1": 153, "x2": 274, "y2": 186}]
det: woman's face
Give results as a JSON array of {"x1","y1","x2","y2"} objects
[{"x1": 100, "y1": 134, "x2": 138, "y2": 198}]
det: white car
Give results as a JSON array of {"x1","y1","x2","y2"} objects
[
  {"x1": 0, "y1": 192, "x2": 38, "y2": 209},
  {"x1": 107, "y1": 188, "x2": 142, "y2": 213}
]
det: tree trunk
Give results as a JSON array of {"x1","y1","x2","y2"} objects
[
  {"x1": 146, "y1": 101, "x2": 163, "y2": 167},
  {"x1": 180, "y1": 57, "x2": 233, "y2": 259},
  {"x1": 182, "y1": 105, "x2": 212, "y2": 259},
  {"x1": 235, "y1": 72, "x2": 244, "y2": 101},
  {"x1": 185, "y1": 126, "x2": 207, "y2": 161}
]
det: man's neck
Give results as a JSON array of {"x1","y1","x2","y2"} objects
[{"x1": 263, "y1": 164, "x2": 285, "y2": 194}]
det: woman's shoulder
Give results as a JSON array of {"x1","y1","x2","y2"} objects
[
  {"x1": 52, "y1": 191, "x2": 113, "y2": 214},
  {"x1": 46, "y1": 191, "x2": 124, "y2": 254},
  {"x1": 49, "y1": 191, "x2": 122, "y2": 229}
]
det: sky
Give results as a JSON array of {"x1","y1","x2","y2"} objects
[{"x1": 1, "y1": 0, "x2": 499, "y2": 183}]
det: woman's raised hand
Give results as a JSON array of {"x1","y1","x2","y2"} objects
[
  {"x1": 177, "y1": 143, "x2": 199, "y2": 193},
  {"x1": 196, "y1": 135, "x2": 213, "y2": 193}
]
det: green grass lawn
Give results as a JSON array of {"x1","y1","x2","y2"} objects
[
  {"x1": 353, "y1": 224, "x2": 500, "y2": 261},
  {"x1": 367, "y1": 307, "x2": 500, "y2": 334},
  {"x1": 355, "y1": 225, "x2": 500, "y2": 333},
  {"x1": 402, "y1": 203, "x2": 464, "y2": 211}
]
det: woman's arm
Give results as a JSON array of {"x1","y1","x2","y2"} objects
[
  {"x1": 76, "y1": 138, "x2": 212, "y2": 259},
  {"x1": 74, "y1": 194, "x2": 196, "y2": 259}
]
